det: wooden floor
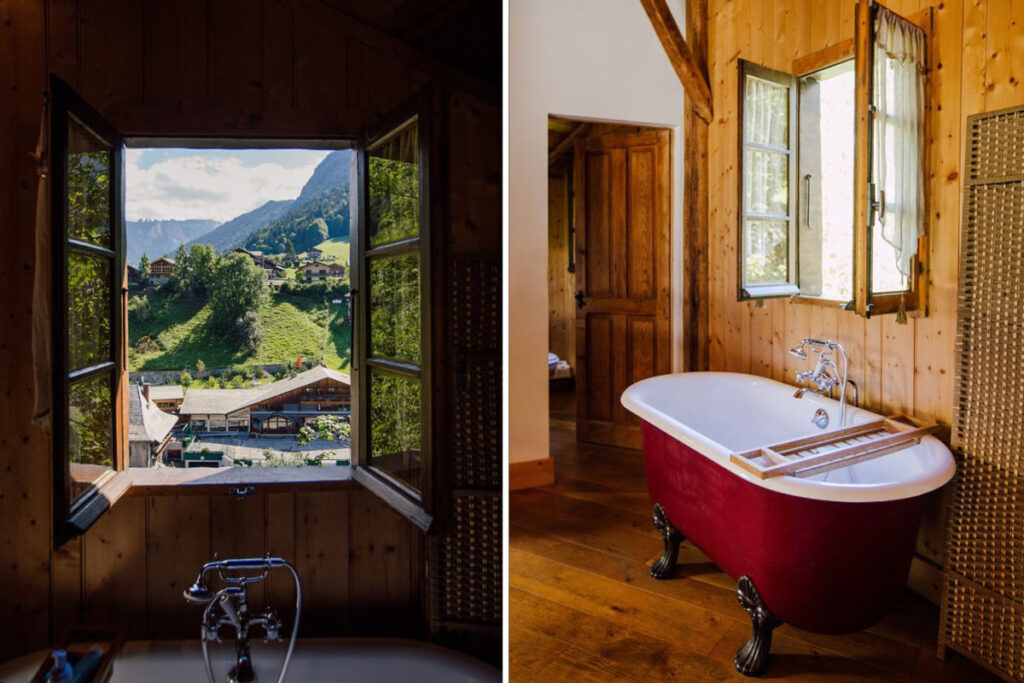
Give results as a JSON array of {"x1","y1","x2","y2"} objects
[{"x1": 509, "y1": 390, "x2": 997, "y2": 682}]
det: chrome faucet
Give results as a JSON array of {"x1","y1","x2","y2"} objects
[
  {"x1": 788, "y1": 338, "x2": 852, "y2": 426},
  {"x1": 185, "y1": 556, "x2": 301, "y2": 683}
]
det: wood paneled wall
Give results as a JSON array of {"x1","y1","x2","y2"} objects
[
  {"x1": 0, "y1": 0, "x2": 478, "y2": 663},
  {"x1": 53, "y1": 488, "x2": 418, "y2": 643},
  {"x1": 706, "y1": 0, "x2": 1023, "y2": 588}
]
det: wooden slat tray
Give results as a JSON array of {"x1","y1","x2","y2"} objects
[{"x1": 729, "y1": 416, "x2": 937, "y2": 479}]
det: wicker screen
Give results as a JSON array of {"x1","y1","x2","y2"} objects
[
  {"x1": 942, "y1": 105, "x2": 1024, "y2": 681},
  {"x1": 429, "y1": 254, "x2": 501, "y2": 663}
]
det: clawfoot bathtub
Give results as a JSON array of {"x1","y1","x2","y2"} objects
[{"x1": 622, "y1": 372, "x2": 955, "y2": 677}]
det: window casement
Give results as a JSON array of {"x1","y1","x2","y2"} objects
[
  {"x1": 738, "y1": 0, "x2": 931, "y2": 319},
  {"x1": 49, "y1": 74, "x2": 446, "y2": 545},
  {"x1": 50, "y1": 76, "x2": 127, "y2": 545},
  {"x1": 351, "y1": 86, "x2": 436, "y2": 532}
]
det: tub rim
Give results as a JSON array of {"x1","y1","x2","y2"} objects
[{"x1": 621, "y1": 371, "x2": 956, "y2": 503}]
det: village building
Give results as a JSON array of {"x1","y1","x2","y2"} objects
[
  {"x1": 305, "y1": 247, "x2": 323, "y2": 261},
  {"x1": 178, "y1": 365, "x2": 350, "y2": 434},
  {"x1": 300, "y1": 261, "x2": 346, "y2": 281},
  {"x1": 128, "y1": 384, "x2": 178, "y2": 467},
  {"x1": 149, "y1": 256, "x2": 175, "y2": 284},
  {"x1": 127, "y1": 264, "x2": 139, "y2": 284},
  {"x1": 233, "y1": 247, "x2": 286, "y2": 278},
  {"x1": 147, "y1": 384, "x2": 184, "y2": 413}
]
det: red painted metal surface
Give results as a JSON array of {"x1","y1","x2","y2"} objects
[{"x1": 642, "y1": 422, "x2": 924, "y2": 634}]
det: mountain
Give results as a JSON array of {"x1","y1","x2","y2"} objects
[
  {"x1": 184, "y1": 199, "x2": 294, "y2": 253},
  {"x1": 243, "y1": 150, "x2": 351, "y2": 255},
  {"x1": 127, "y1": 219, "x2": 219, "y2": 265},
  {"x1": 295, "y1": 150, "x2": 352, "y2": 205}
]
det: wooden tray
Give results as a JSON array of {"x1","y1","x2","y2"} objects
[
  {"x1": 29, "y1": 627, "x2": 121, "y2": 683},
  {"x1": 729, "y1": 415, "x2": 937, "y2": 479}
]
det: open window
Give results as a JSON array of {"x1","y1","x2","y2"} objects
[
  {"x1": 738, "y1": 0, "x2": 930, "y2": 318},
  {"x1": 50, "y1": 76, "x2": 127, "y2": 544},
  {"x1": 352, "y1": 88, "x2": 435, "y2": 531}
]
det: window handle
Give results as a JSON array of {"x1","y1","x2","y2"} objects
[
  {"x1": 575, "y1": 290, "x2": 586, "y2": 309},
  {"x1": 804, "y1": 173, "x2": 813, "y2": 230},
  {"x1": 877, "y1": 189, "x2": 886, "y2": 222}
]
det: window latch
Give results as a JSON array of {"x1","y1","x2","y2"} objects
[{"x1": 229, "y1": 486, "x2": 256, "y2": 500}]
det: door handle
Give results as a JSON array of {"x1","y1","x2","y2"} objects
[{"x1": 575, "y1": 290, "x2": 586, "y2": 309}]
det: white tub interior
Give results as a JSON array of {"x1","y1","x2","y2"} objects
[
  {"x1": 0, "y1": 638, "x2": 498, "y2": 683},
  {"x1": 621, "y1": 372, "x2": 956, "y2": 502}
]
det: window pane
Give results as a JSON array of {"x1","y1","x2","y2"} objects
[
  {"x1": 744, "y1": 149, "x2": 789, "y2": 216},
  {"x1": 67, "y1": 118, "x2": 112, "y2": 248},
  {"x1": 798, "y1": 60, "x2": 855, "y2": 301},
  {"x1": 871, "y1": 224, "x2": 907, "y2": 293},
  {"x1": 69, "y1": 372, "x2": 114, "y2": 504},
  {"x1": 744, "y1": 76, "x2": 789, "y2": 147},
  {"x1": 369, "y1": 370, "x2": 421, "y2": 492},
  {"x1": 744, "y1": 218, "x2": 789, "y2": 285},
  {"x1": 370, "y1": 251, "x2": 420, "y2": 364},
  {"x1": 68, "y1": 252, "x2": 111, "y2": 371},
  {"x1": 368, "y1": 119, "x2": 420, "y2": 247}
]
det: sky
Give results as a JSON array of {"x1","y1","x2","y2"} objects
[{"x1": 126, "y1": 148, "x2": 332, "y2": 223}]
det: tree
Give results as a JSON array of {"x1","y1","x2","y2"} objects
[
  {"x1": 168, "y1": 243, "x2": 189, "y2": 293},
  {"x1": 187, "y1": 243, "x2": 218, "y2": 296},
  {"x1": 286, "y1": 240, "x2": 298, "y2": 266},
  {"x1": 196, "y1": 359, "x2": 206, "y2": 374},
  {"x1": 138, "y1": 253, "x2": 150, "y2": 283},
  {"x1": 179, "y1": 370, "x2": 193, "y2": 386},
  {"x1": 210, "y1": 252, "x2": 267, "y2": 344},
  {"x1": 296, "y1": 415, "x2": 351, "y2": 445}
]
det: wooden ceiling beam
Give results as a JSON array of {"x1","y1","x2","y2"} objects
[
  {"x1": 639, "y1": 0, "x2": 713, "y2": 123},
  {"x1": 548, "y1": 123, "x2": 591, "y2": 165}
]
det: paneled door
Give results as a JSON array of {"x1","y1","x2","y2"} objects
[{"x1": 574, "y1": 129, "x2": 671, "y2": 449}]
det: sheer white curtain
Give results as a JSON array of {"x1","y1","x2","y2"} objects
[{"x1": 873, "y1": 6, "x2": 926, "y2": 280}]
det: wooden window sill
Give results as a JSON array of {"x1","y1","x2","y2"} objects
[{"x1": 122, "y1": 465, "x2": 357, "y2": 497}]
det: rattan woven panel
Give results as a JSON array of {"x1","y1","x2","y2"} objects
[
  {"x1": 944, "y1": 105, "x2": 1024, "y2": 681},
  {"x1": 433, "y1": 254, "x2": 501, "y2": 635},
  {"x1": 442, "y1": 492, "x2": 501, "y2": 624}
]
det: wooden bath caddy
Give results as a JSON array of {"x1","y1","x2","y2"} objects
[{"x1": 729, "y1": 416, "x2": 937, "y2": 479}]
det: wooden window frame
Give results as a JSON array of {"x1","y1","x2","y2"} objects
[
  {"x1": 853, "y1": 0, "x2": 932, "y2": 318},
  {"x1": 351, "y1": 85, "x2": 437, "y2": 533},
  {"x1": 49, "y1": 77, "x2": 365, "y2": 548},
  {"x1": 737, "y1": 1, "x2": 932, "y2": 318},
  {"x1": 737, "y1": 60, "x2": 800, "y2": 301},
  {"x1": 50, "y1": 76, "x2": 127, "y2": 546}
]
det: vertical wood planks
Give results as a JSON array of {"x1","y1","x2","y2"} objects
[
  {"x1": 295, "y1": 490, "x2": 350, "y2": 636},
  {"x1": 208, "y1": 0, "x2": 263, "y2": 111},
  {"x1": 82, "y1": 496, "x2": 147, "y2": 639},
  {"x1": 348, "y1": 489, "x2": 415, "y2": 636},
  {"x1": 145, "y1": 495, "x2": 211, "y2": 639}
]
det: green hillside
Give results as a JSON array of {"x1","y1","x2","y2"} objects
[
  {"x1": 310, "y1": 237, "x2": 350, "y2": 262},
  {"x1": 129, "y1": 289, "x2": 350, "y2": 372}
]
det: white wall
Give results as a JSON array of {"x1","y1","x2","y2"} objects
[{"x1": 509, "y1": 0, "x2": 687, "y2": 463}]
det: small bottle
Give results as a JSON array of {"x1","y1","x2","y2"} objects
[{"x1": 46, "y1": 649, "x2": 73, "y2": 683}]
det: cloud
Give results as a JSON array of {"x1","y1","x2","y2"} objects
[{"x1": 126, "y1": 149, "x2": 330, "y2": 222}]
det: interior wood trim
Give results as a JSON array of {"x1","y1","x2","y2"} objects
[
  {"x1": 853, "y1": 0, "x2": 873, "y2": 316},
  {"x1": 510, "y1": 458, "x2": 555, "y2": 490},
  {"x1": 638, "y1": 0, "x2": 713, "y2": 123},
  {"x1": 793, "y1": 39, "x2": 855, "y2": 76},
  {"x1": 548, "y1": 123, "x2": 591, "y2": 166},
  {"x1": 682, "y1": 0, "x2": 709, "y2": 371}
]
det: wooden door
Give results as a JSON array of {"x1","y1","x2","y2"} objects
[{"x1": 574, "y1": 129, "x2": 671, "y2": 449}]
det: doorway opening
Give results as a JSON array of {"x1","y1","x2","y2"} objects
[{"x1": 547, "y1": 116, "x2": 673, "y2": 451}]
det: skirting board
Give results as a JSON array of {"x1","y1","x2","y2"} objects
[{"x1": 510, "y1": 458, "x2": 555, "y2": 490}]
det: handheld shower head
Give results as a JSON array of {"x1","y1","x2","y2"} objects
[
  {"x1": 184, "y1": 578, "x2": 213, "y2": 604},
  {"x1": 788, "y1": 342, "x2": 807, "y2": 360}
]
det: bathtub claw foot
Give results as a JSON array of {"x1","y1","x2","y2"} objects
[
  {"x1": 649, "y1": 503, "x2": 683, "y2": 579},
  {"x1": 734, "y1": 575, "x2": 782, "y2": 677}
]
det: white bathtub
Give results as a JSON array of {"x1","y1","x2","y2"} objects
[
  {"x1": 621, "y1": 371, "x2": 955, "y2": 502},
  {"x1": 0, "y1": 638, "x2": 498, "y2": 682}
]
